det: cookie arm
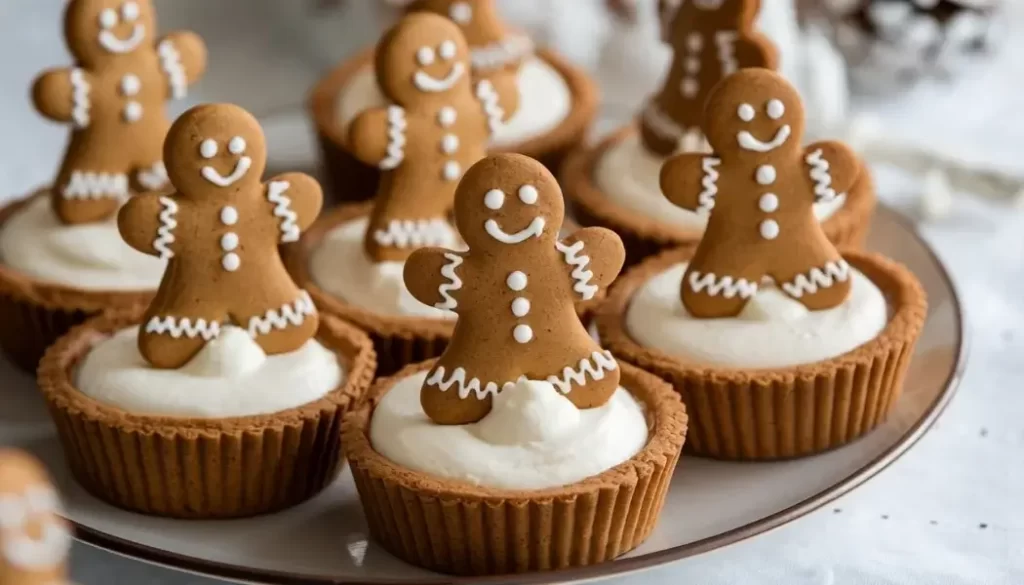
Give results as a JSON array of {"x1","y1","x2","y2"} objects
[
  {"x1": 32, "y1": 68, "x2": 87, "y2": 125},
  {"x1": 118, "y1": 193, "x2": 181, "y2": 259},
  {"x1": 348, "y1": 106, "x2": 407, "y2": 169},
  {"x1": 265, "y1": 172, "x2": 324, "y2": 241},
  {"x1": 403, "y1": 247, "x2": 466, "y2": 313},
  {"x1": 558, "y1": 227, "x2": 625, "y2": 300},
  {"x1": 803, "y1": 140, "x2": 861, "y2": 203},
  {"x1": 660, "y1": 153, "x2": 721, "y2": 214},
  {"x1": 157, "y1": 31, "x2": 208, "y2": 97},
  {"x1": 733, "y1": 33, "x2": 779, "y2": 70}
]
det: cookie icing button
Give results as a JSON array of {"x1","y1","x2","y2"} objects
[
  {"x1": 506, "y1": 270, "x2": 527, "y2": 291},
  {"x1": 513, "y1": 324, "x2": 533, "y2": 344},
  {"x1": 756, "y1": 164, "x2": 777, "y2": 185},
  {"x1": 98, "y1": 4, "x2": 146, "y2": 54}
]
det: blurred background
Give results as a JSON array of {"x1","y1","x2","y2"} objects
[{"x1": 2, "y1": 1, "x2": 1023, "y2": 583}]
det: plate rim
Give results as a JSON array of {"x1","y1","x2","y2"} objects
[{"x1": 64, "y1": 205, "x2": 970, "y2": 585}]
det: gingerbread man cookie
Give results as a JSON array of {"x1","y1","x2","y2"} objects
[
  {"x1": 404, "y1": 154, "x2": 626, "y2": 425},
  {"x1": 660, "y1": 69, "x2": 861, "y2": 318},
  {"x1": 408, "y1": 0, "x2": 524, "y2": 118},
  {"x1": 641, "y1": 0, "x2": 776, "y2": 156},
  {"x1": 118, "y1": 104, "x2": 323, "y2": 369},
  {"x1": 349, "y1": 12, "x2": 504, "y2": 263},
  {"x1": 32, "y1": 0, "x2": 207, "y2": 225},
  {"x1": 0, "y1": 450, "x2": 70, "y2": 585}
]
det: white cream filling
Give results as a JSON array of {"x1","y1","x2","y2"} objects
[
  {"x1": 0, "y1": 195, "x2": 166, "y2": 290},
  {"x1": 309, "y1": 216, "x2": 458, "y2": 320},
  {"x1": 76, "y1": 326, "x2": 344, "y2": 418},
  {"x1": 369, "y1": 372, "x2": 649, "y2": 490},
  {"x1": 625, "y1": 263, "x2": 888, "y2": 369},
  {"x1": 336, "y1": 56, "x2": 572, "y2": 148},
  {"x1": 594, "y1": 133, "x2": 847, "y2": 231}
]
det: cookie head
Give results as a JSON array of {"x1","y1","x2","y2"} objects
[
  {"x1": 668, "y1": 0, "x2": 761, "y2": 32},
  {"x1": 64, "y1": 0, "x2": 156, "y2": 66},
  {"x1": 0, "y1": 451, "x2": 70, "y2": 580},
  {"x1": 375, "y1": 13, "x2": 472, "y2": 106},
  {"x1": 703, "y1": 68, "x2": 805, "y2": 157},
  {"x1": 454, "y1": 154, "x2": 563, "y2": 250},
  {"x1": 164, "y1": 104, "x2": 268, "y2": 197}
]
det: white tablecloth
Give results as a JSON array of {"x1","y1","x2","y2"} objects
[{"x1": 1, "y1": 1, "x2": 1022, "y2": 583}]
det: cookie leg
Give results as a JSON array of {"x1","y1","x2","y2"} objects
[
  {"x1": 138, "y1": 331, "x2": 210, "y2": 370},
  {"x1": 420, "y1": 354, "x2": 521, "y2": 425},
  {"x1": 680, "y1": 257, "x2": 762, "y2": 319},
  {"x1": 233, "y1": 291, "x2": 320, "y2": 357},
  {"x1": 772, "y1": 254, "x2": 853, "y2": 312},
  {"x1": 53, "y1": 165, "x2": 127, "y2": 224}
]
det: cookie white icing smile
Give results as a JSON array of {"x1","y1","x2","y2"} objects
[
  {"x1": 484, "y1": 217, "x2": 545, "y2": 244},
  {"x1": 414, "y1": 61, "x2": 466, "y2": 93},
  {"x1": 737, "y1": 124, "x2": 792, "y2": 152},
  {"x1": 199, "y1": 136, "x2": 252, "y2": 187},
  {"x1": 97, "y1": 3, "x2": 146, "y2": 54}
]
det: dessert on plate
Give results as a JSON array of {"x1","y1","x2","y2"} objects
[
  {"x1": 38, "y1": 104, "x2": 376, "y2": 518},
  {"x1": 597, "y1": 69, "x2": 926, "y2": 460},
  {"x1": 343, "y1": 153, "x2": 687, "y2": 575},
  {"x1": 0, "y1": 0, "x2": 206, "y2": 371},
  {"x1": 0, "y1": 449, "x2": 72, "y2": 585},
  {"x1": 562, "y1": 0, "x2": 875, "y2": 266},
  {"x1": 309, "y1": 0, "x2": 598, "y2": 204}
]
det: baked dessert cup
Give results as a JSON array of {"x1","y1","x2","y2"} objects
[{"x1": 38, "y1": 309, "x2": 376, "y2": 518}]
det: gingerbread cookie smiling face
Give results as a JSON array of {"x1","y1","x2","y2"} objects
[
  {"x1": 404, "y1": 154, "x2": 626, "y2": 425},
  {"x1": 641, "y1": 0, "x2": 776, "y2": 156},
  {"x1": 32, "y1": 0, "x2": 207, "y2": 225},
  {"x1": 0, "y1": 451, "x2": 70, "y2": 585},
  {"x1": 659, "y1": 69, "x2": 861, "y2": 318},
  {"x1": 350, "y1": 13, "x2": 503, "y2": 263},
  {"x1": 119, "y1": 104, "x2": 324, "y2": 369}
]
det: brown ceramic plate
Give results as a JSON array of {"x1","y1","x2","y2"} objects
[{"x1": 0, "y1": 205, "x2": 965, "y2": 584}]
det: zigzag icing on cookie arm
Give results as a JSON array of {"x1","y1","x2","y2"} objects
[
  {"x1": 380, "y1": 106, "x2": 407, "y2": 170},
  {"x1": 435, "y1": 253, "x2": 463, "y2": 311},
  {"x1": 153, "y1": 196, "x2": 178, "y2": 260},
  {"x1": 247, "y1": 291, "x2": 317, "y2": 337},
  {"x1": 266, "y1": 181, "x2": 300, "y2": 242},
  {"x1": 547, "y1": 351, "x2": 618, "y2": 395},
  {"x1": 145, "y1": 316, "x2": 221, "y2": 340},
  {"x1": 805, "y1": 148, "x2": 839, "y2": 202},
  {"x1": 555, "y1": 240, "x2": 598, "y2": 301},
  {"x1": 688, "y1": 270, "x2": 759, "y2": 299},
  {"x1": 475, "y1": 80, "x2": 504, "y2": 135},
  {"x1": 697, "y1": 157, "x2": 721, "y2": 214},
  {"x1": 62, "y1": 172, "x2": 129, "y2": 200},
  {"x1": 158, "y1": 40, "x2": 188, "y2": 99},
  {"x1": 716, "y1": 31, "x2": 739, "y2": 76},
  {"x1": 781, "y1": 260, "x2": 851, "y2": 299},
  {"x1": 70, "y1": 68, "x2": 90, "y2": 128},
  {"x1": 374, "y1": 218, "x2": 452, "y2": 248}
]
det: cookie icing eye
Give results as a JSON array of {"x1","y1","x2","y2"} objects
[
  {"x1": 449, "y1": 1, "x2": 472, "y2": 24},
  {"x1": 438, "y1": 40, "x2": 457, "y2": 61},
  {"x1": 738, "y1": 103, "x2": 755, "y2": 122},
  {"x1": 766, "y1": 99, "x2": 785, "y2": 120},
  {"x1": 228, "y1": 136, "x2": 247, "y2": 155},
  {"x1": 122, "y1": 1, "x2": 140, "y2": 22},
  {"x1": 417, "y1": 46, "x2": 436, "y2": 66},
  {"x1": 518, "y1": 185, "x2": 538, "y2": 205},
  {"x1": 99, "y1": 8, "x2": 118, "y2": 29},
  {"x1": 200, "y1": 139, "x2": 218, "y2": 159},
  {"x1": 484, "y1": 189, "x2": 505, "y2": 210}
]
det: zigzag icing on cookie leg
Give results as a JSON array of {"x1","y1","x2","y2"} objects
[
  {"x1": 435, "y1": 253, "x2": 463, "y2": 311},
  {"x1": 266, "y1": 181, "x2": 300, "y2": 242},
  {"x1": 555, "y1": 240, "x2": 598, "y2": 301},
  {"x1": 781, "y1": 260, "x2": 850, "y2": 299},
  {"x1": 62, "y1": 171, "x2": 129, "y2": 200},
  {"x1": 374, "y1": 218, "x2": 452, "y2": 248},
  {"x1": 688, "y1": 270, "x2": 759, "y2": 299},
  {"x1": 547, "y1": 351, "x2": 618, "y2": 395},
  {"x1": 247, "y1": 291, "x2": 317, "y2": 337},
  {"x1": 145, "y1": 316, "x2": 221, "y2": 340},
  {"x1": 426, "y1": 366, "x2": 515, "y2": 400}
]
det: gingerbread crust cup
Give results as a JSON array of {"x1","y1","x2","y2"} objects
[
  {"x1": 342, "y1": 360, "x2": 688, "y2": 576},
  {"x1": 37, "y1": 310, "x2": 377, "y2": 519},
  {"x1": 286, "y1": 202, "x2": 604, "y2": 376},
  {"x1": 0, "y1": 191, "x2": 153, "y2": 372},
  {"x1": 309, "y1": 47, "x2": 599, "y2": 205},
  {"x1": 597, "y1": 247, "x2": 927, "y2": 461},
  {"x1": 563, "y1": 125, "x2": 878, "y2": 268}
]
